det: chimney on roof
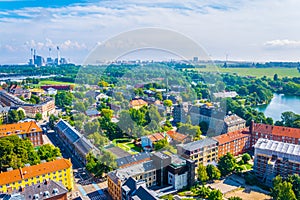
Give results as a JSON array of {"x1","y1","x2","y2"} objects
[{"x1": 249, "y1": 120, "x2": 254, "y2": 135}]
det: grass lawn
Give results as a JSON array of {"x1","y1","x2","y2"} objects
[
  {"x1": 32, "y1": 80, "x2": 76, "y2": 87},
  {"x1": 113, "y1": 138, "x2": 142, "y2": 154},
  {"x1": 193, "y1": 66, "x2": 300, "y2": 78}
]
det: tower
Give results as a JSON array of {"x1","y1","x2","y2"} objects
[{"x1": 56, "y1": 46, "x2": 60, "y2": 65}]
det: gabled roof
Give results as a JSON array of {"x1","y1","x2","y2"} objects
[
  {"x1": 0, "y1": 121, "x2": 42, "y2": 137},
  {"x1": 146, "y1": 132, "x2": 167, "y2": 142},
  {"x1": 166, "y1": 130, "x2": 189, "y2": 142},
  {"x1": 224, "y1": 114, "x2": 246, "y2": 126},
  {"x1": 56, "y1": 119, "x2": 81, "y2": 143},
  {"x1": 253, "y1": 123, "x2": 300, "y2": 139},
  {"x1": 131, "y1": 185, "x2": 158, "y2": 200},
  {"x1": 213, "y1": 128, "x2": 250, "y2": 145},
  {"x1": 130, "y1": 99, "x2": 148, "y2": 107},
  {"x1": 0, "y1": 158, "x2": 72, "y2": 185}
]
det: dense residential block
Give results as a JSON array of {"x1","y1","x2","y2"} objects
[
  {"x1": 0, "y1": 90, "x2": 55, "y2": 119},
  {"x1": 250, "y1": 121, "x2": 300, "y2": 146},
  {"x1": 177, "y1": 138, "x2": 218, "y2": 169},
  {"x1": 107, "y1": 160, "x2": 157, "y2": 200},
  {"x1": 213, "y1": 128, "x2": 251, "y2": 158},
  {"x1": 0, "y1": 121, "x2": 43, "y2": 146},
  {"x1": 0, "y1": 158, "x2": 74, "y2": 193},
  {"x1": 0, "y1": 180, "x2": 69, "y2": 200},
  {"x1": 253, "y1": 138, "x2": 300, "y2": 186},
  {"x1": 173, "y1": 104, "x2": 246, "y2": 135}
]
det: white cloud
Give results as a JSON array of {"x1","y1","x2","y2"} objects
[
  {"x1": 1, "y1": 0, "x2": 300, "y2": 63},
  {"x1": 264, "y1": 39, "x2": 300, "y2": 48}
]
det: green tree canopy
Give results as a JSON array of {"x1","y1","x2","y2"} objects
[
  {"x1": 197, "y1": 164, "x2": 209, "y2": 183},
  {"x1": 217, "y1": 153, "x2": 236, "y2": 176},
  {"x1": 206, "y1": 164, "x2": 221, "y2": 180},
  {"x1": 37, "y1": 144, "x2": 62, "y2": 162}
]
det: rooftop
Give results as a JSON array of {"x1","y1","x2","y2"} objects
[
  {"x1": 213, "y1": 128, "x2": 250, "y2": 145},
  {"x1": 224, "y1": 114, "x2": 246, "y2": 126},
  {"x1": 130, "y1": 99, "x2": 148, "y2": 107},
  {"x1": 15, "y1": 180, "x2": 68, "y2": 199},
  {"x1": 253, "y1": 123, "x2": 300, "y2": 139},
  {"x1": 255, "y1": 138, "x2": 300, "y2": 157},
  {"x1": 112, "y1": 160, "x2": 156, "y2": 181},
  {"x1": 213, "y1": 91, "x2": 238, "y2": 98},
  {"x1": 0, "y1": 121, "x2": 42, "y2": 138},
  {"x1": 116, "y1": 152, "x2": 151, "y2": 168},
  {"x1": 166, "y1": 130, "x2": 189, "y2": 142},
  {"x1": 0, "y1": 158, "x2": 72, "y2": 186},
  {"x1": 178, "y1": 138, "x2": 217, "y2": 152}
]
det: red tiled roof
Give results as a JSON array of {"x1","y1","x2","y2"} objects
[
  {"x1": 253, "y1": 123, "x2": 300, "y2": 139},
  {"x1": 147, "y1": 132, "x2": 166, "y2": 142},
  {"x1": 0, "y1": 121, "x2": 42, "y2": 137},
  {"x1": 166, "y1": 130, "x2": 188, "y2": 141},
  {"x1": 213, "y1": 128, "x2": 250, "y2": 145},
  {"x1": 130, "y1": 99, "x2": 148, "y2": 107}
]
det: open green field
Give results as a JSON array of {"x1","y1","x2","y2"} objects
[
  {"x1": 193, "y1": 66, "x2": 300, "y2": 78},
  {"x1": 39, "y1": 80, "x2": 76, "y2": 85}
]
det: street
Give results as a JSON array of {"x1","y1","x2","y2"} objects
[{"x1": 46, "y1": 130, "x2": 110, "y2": 200}]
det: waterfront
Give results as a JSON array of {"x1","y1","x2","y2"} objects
[{"x1": 255, "y1": 93, "x2": 300, "y2": 121}]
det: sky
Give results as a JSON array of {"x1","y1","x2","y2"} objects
[{"x1": 1, "y1": 0, "x2": 300, "y2": 64}]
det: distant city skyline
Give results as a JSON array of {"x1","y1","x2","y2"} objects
[{"x1": 1, "y1": 0, "x2": 300, "y2": 64}]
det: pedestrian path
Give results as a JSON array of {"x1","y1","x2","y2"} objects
[
  {"x1": 92, "y1": 183, "x2": 104, "y2": 195},
  {"x1": 78, "y1": 185, "x2": 87, "y2": 196}
]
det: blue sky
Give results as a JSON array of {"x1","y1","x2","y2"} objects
[{"x1": 1, "y1": 0, "x2": 300, "y2": 64}]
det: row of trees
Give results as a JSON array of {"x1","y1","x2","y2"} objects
[{"x1": 0, "y1": 135, "x2": 61, "y2": 171}]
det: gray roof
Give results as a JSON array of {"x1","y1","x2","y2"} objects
[
  {"x1": 1, "y1": 180, "x2": 67, "y2": 200},
  {"x1": 56, "y1": 119, "x2": 81, "y2": 143},
  {"x1": 178, "y1": 138, "x2": 217, "y2": 151},
  {"x1": 85, "y1": 109, "x2": 100, "y2": 116},
  {"x1": 114, "y1": 160, "x2": 156, "y2": 180},
  {"x1": 224, "y1": 114, "x2": 245, "y2": 126},
  {"x1": 116, "y1": 152, "x2": 150, "y2": 167},
  {"x1": 213, "y1": 91, "x2": 238, "y2": 98},
  {"x1": 255, "y1": 138, "x2": 300, "y2": 157},
  {"x1": 131, "y1": 186, "x2": 158, "y2": 200},
  {"x1": 0, "y1": 105, "x2": 10, "y2": 113},
  {"x1": 74, "y1": 136, "x2": 99, "y2": 155},
  {"x1": 56, "y1": 119, "x2": 100, "y2": 156}
]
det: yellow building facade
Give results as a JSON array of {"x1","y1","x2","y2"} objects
[{"x1": 0, "y1": 158, "x2": 73, "y2": 193}]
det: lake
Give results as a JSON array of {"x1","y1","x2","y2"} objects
[{"x1": 255, "y1": 93, "x2": 300, "y2": 122}]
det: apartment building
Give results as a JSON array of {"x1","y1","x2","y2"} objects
[
  {"x1": 1, "y1": 180, "x2": 69, "y2": 200},
  {"x1": 0, "y1": 158, "x2": 74, "y2": 193},
  {"x1": 254, "y1": 138, "x2": 300, "y2": 186},
  {"x1": 107, "y1": 160, "x2": 156, "y2": 200},
  {"x1": 55, "y1": 119, "x2": 100, "y2": 165},
  {"x1": 0, "y1": 90, "x2": 55, "y2": 119},
  {"x1": 177, "y1": 138, "x2": 218, "y2": 169},
  {"x1": 0, "y1": 121, "x2": 43, "y2": 146},
  {"x1": 250, "y1": 121, "x2": 300, "y2": 146},
  {"x1": 213, "y1": 128, "x2": 251, "y2": 158}
]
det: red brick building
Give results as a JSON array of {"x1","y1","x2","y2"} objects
[
  {"x1": 213, "y1": 128, "x2": 251, "y2": 158},
  {"x1": 250, "y1": 121, "x2": 300, "y2": 146},
  {"x1": 0, "y1": 121, "x2": 43, "y2": 146}
]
